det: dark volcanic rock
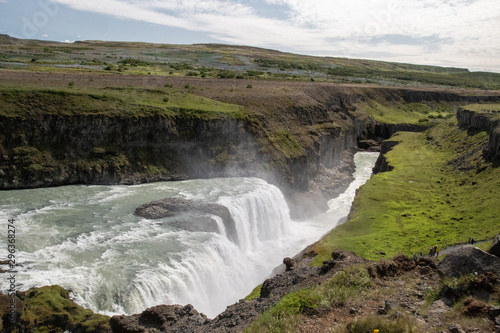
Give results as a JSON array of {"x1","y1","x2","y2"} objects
[
  {"x1": 368, "y1": 254, "x2": 418, "y2": 278},
  {"x1": 489, "y1": 234, "x2": 500, "y2": 258},
  {"x1": 331, "y1": 250, "x2": 349, "y2": 261},
  {"x1": 207, "y1": 298, "x2": 275, "y2": 332},
  {"x1": 369, "y1": 123, "x2": 431, "y2": 142},
  {"x1": 283, "y1": 257, "x2": 295, "y2": 271},
  {"x1": 135, "y1": 197, "x2": 238, "y2": 241},
  {"x1": 372, "y1": 140, "x2": 399, "y2": 174},
  {"x1": 457, "y1": 107, "x2": 500, "y2": 161},
  {"x1": 437, "y1": 245, "x2": 500, "y2": 279},
  {"x1": 135, "y1": 197, "x2": 229, "y2": 220},
  {"x1": 320, "y1": 249, "x2": 359, "y2": 275},
  {"x1": 110, "y1": 304, "x2": 208, "y2": 333}
]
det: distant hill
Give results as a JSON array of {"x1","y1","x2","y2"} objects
[{"x1": 0, "y1": 34, "x2": 499, "y2": 89}]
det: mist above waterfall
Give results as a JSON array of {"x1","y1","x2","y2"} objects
[{"x1": 0, "y1": 152, "x2": 379, "y2": 318}]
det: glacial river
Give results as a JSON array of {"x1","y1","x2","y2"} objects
[{"x1": 0, "y1": 152, "x2": 378, "y2": 318}]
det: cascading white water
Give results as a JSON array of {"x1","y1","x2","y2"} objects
[
  {"x1": 217, "y1": 180, "x2": 291, "y2": 253},
  {"x1": 0, "y1": 152, "x2": 379, "y2": 318}
]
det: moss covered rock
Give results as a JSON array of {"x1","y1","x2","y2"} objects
[{"x1": 0, "y1": 285, "x2": 110, "y2": 333}]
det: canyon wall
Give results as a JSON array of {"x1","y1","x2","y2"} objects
[
  {"x1": 0, "y1": 108, "x2": 358, "y2": 219},
  {"x1": 1, "y1": 86, "x2": 499, "y2": 218},
  {"x1": 457, "y1": 108, "x2": 500, "y2": 161}
]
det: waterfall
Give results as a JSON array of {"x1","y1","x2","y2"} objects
[
  {"x1": 120, "y1": 179, "x2": 296, "y2": 317},
  {"x1": 217, "y1": 179, "x2": 292, "y2": 253},
  {"x1": 0, "y1": 152, "x2": 379, "y2": 319}
]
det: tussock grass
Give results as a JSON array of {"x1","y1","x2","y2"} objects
[
  {"x1": 245, "y1": 284, "x2": 263, "y2": 301},
  {"x1": 245, "y1": 266, "x2": 373, "y2": 333},
  {"x1": 339, "y1": 314, "x2": 422, "y2": 333}
]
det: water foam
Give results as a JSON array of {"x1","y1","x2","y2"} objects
[{"x1": 0, "y1": 152, "x2": 379, "y2": 319}]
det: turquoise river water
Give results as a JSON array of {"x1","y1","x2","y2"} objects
[{"x1": 0, "y1": 152, "x2": 378, "y2": 318}]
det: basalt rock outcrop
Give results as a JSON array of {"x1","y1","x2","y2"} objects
[
  {"x1": 457, "y1": 107, "x2": 500, "y2": 161},
  {"x1": 489, "y1": 234, "x2": 500, "y2": 258},
  {"x1": 437, "y1": 245, "x2": 500, "y2": 279},
  {"x1": 135, "y1": 197, "x2": 238, "y2": 240},
  {"x1": 368, "y1": 123, "x2": 431, "y2": 142},
  {"x1": 0, "y1": 115, "x2": 262, "y2": 188},
  {"x1": 372, "y1": 140, "x2": 399, "y2": 174},
  {"x1": 135, "y1": 197, "x2": 232, "y2": 221},
  {"x1": 110, "y1": 304, "x2": 209, "y2": 333}
]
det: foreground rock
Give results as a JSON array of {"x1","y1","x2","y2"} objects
[
  {"x1": 489, "y1": 233, "x2": 500, "y2": 258},
  {"x1": 437, "y1": 245, "x2": 500, "y2": 279},
  {"x1": 110, "y1": 304, "x2": 208, "y2": 333}
]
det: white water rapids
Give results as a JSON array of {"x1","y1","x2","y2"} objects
[{"x1": 0, "y1": 152, "x2": 378, "y2": 318}]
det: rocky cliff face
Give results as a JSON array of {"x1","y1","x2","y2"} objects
[
  {"x1": 372, "y1": 140, "x2": 399, "y2": 174},
  {"x1": 402, "y1": 90, "x2": 500, "y2": 104},
  {"x1": 1, "y1": 87, "x2": 498, "y2": 219},
  {"x1": 456, "y1": 108, "x2": 500, "y2": 161},
  {"x1": 0, "y1": 108, "x2": 359, "y2": 219},
  {"x1": 0, "y1": 114, "x2": 264, "y2": 187},
  {"x1": 368, "y1": 123, "x2": 431, "y2": 141}
]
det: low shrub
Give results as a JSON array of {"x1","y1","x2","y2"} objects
[{"x1": 344, "y1": 314, "x2": 421, "y2": 333}]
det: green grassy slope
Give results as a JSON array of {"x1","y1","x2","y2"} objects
[
  {"x1": 0, "y1": 86, "x2": 244, "y2": 119},
  {"x1": 312, "y1": 118, "x2": 500, "y2": 263},
  {"x1": 356, "y1": 100, "x2": 456, "y2": 124}
]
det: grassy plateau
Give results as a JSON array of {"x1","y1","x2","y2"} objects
[{"x1": 2, "y1": 34, "x2": 500, "y2": 90}]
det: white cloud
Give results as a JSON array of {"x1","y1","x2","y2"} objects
[
  {"x1": 42, "y1": 34, "x2": 49, "y2": 38},
  {"x1": 51, "y1": 0, "x2": 500, "y2": 72},
  {"x1": 0, "y1": 0, "x2": 9, "y2": 3}
]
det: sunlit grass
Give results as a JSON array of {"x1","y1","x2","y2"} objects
[
  {"x1": 245, "y1": 266, "x2": 373, "y2": 333},
  {"x1": 0, "y1": 85, "x2": 244, "y2": 118},
  {"x1": 312, "y1": 119, "x2": 500, "y2": 263}
]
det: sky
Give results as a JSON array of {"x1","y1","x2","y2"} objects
[{"x1": 0, "y1": 0, "x2": 499, "y2": 72}]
